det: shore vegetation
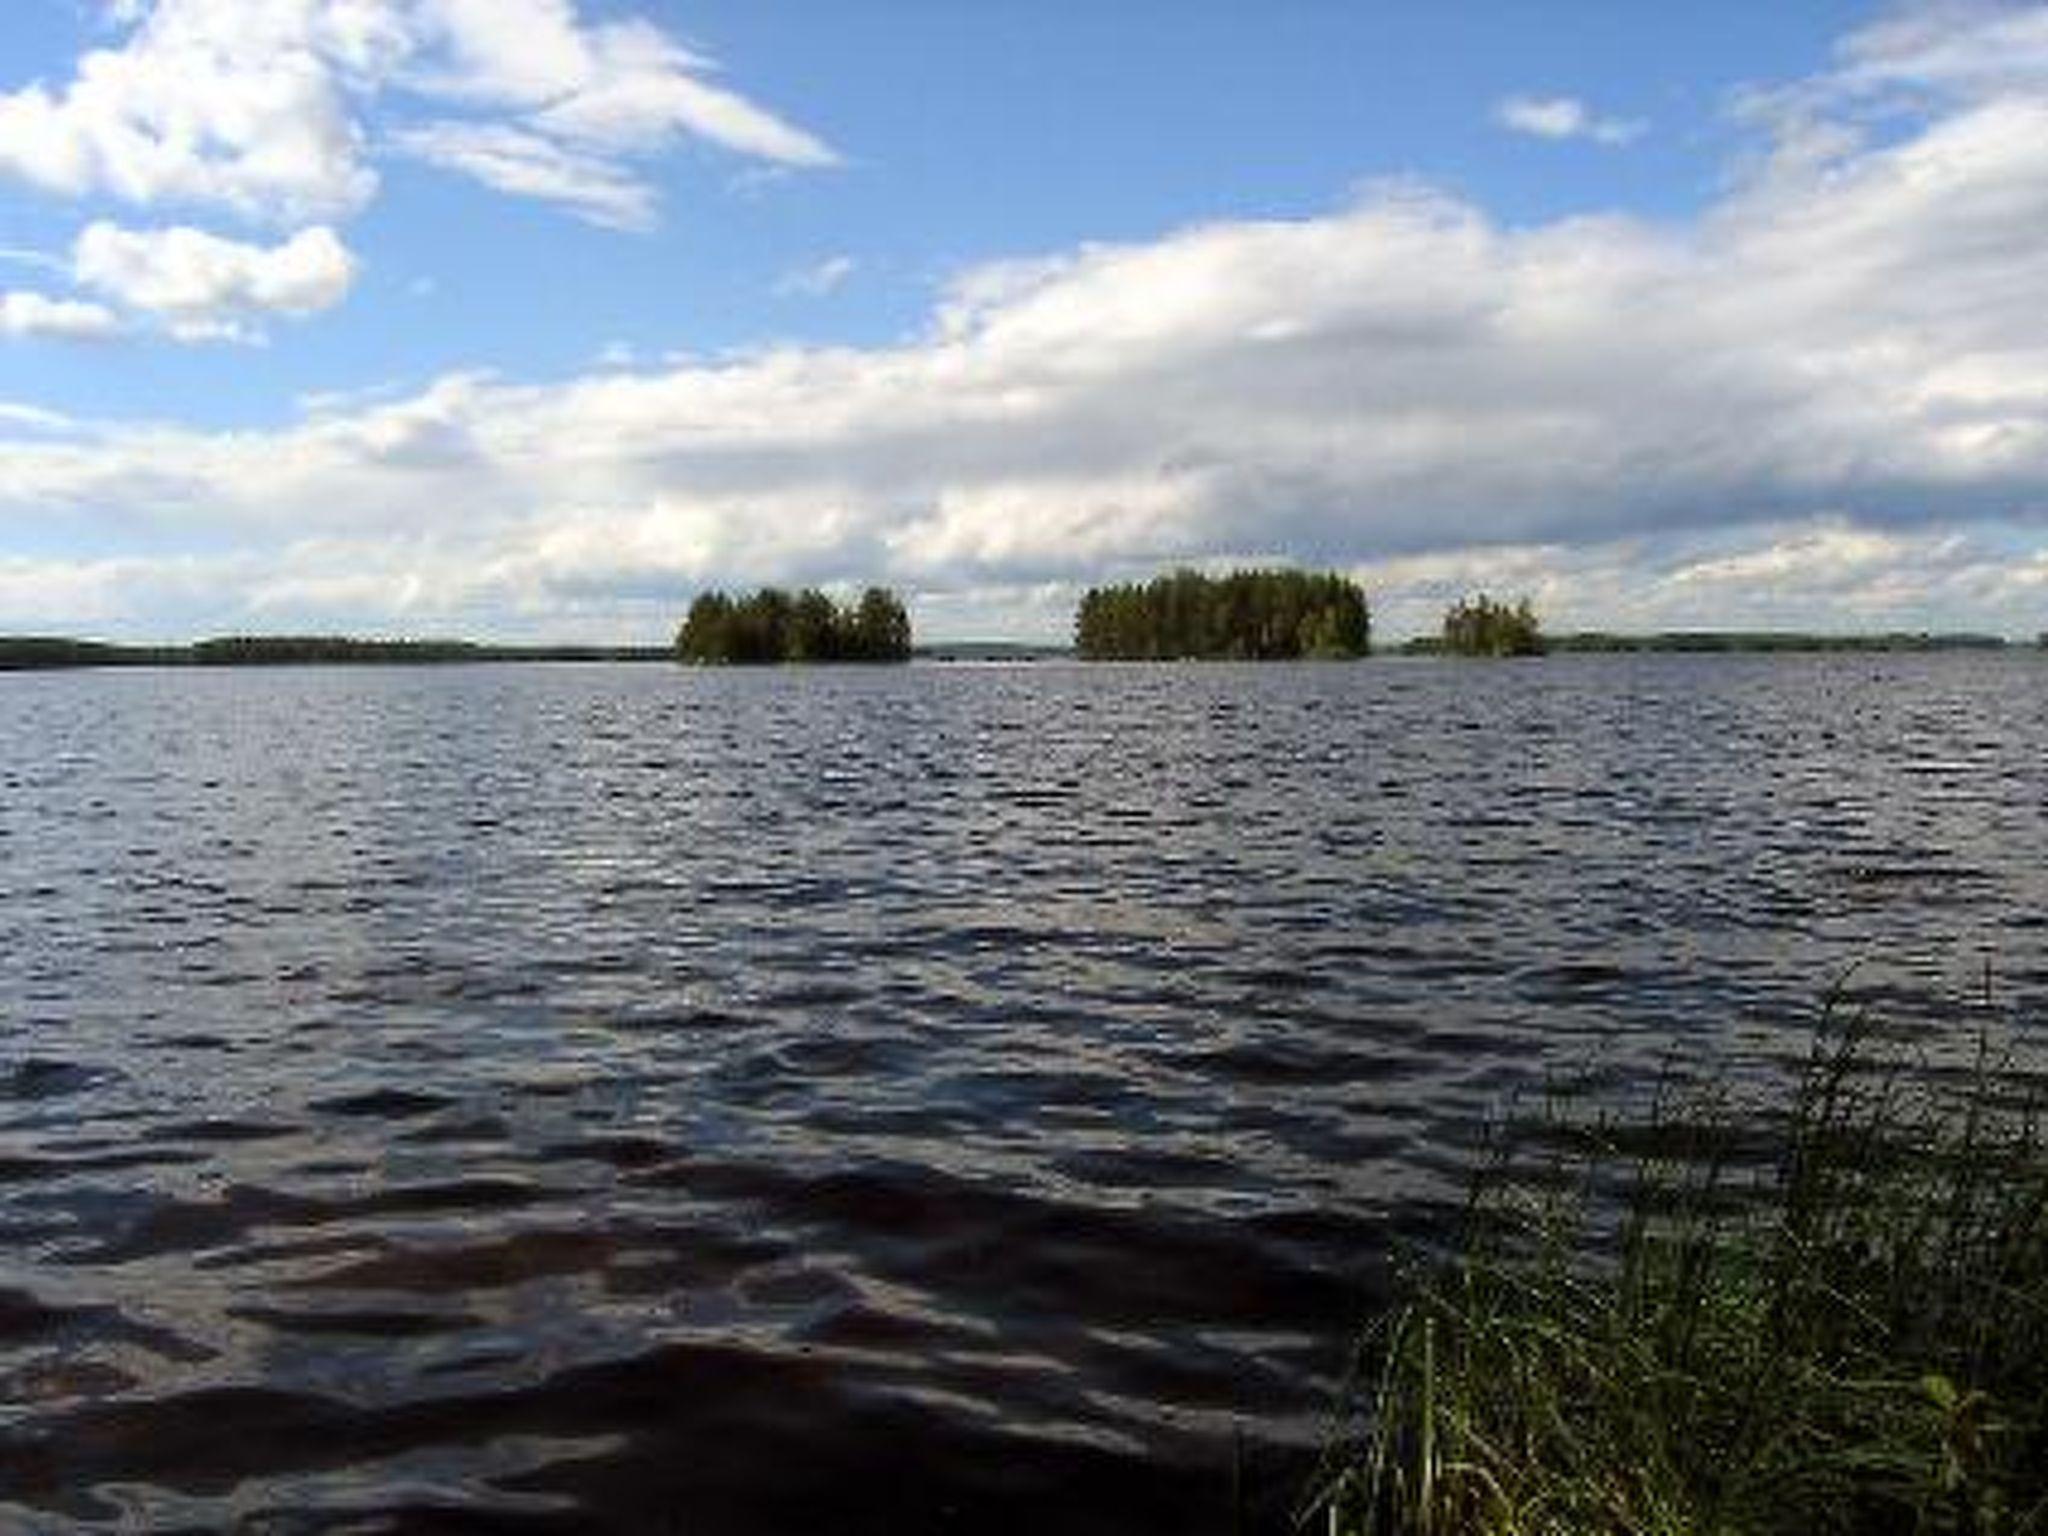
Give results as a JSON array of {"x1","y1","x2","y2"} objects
[
  {"x1": 1309, "y1": 1010, "x2": 2048, "y2": 1536},
  {"x1": 1074, "y1": 568, "x2": 1370, "y2": 660}
]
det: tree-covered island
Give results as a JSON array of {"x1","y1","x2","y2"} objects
[
  {"x1": 1074, "y1": 568, "x2": 1370, "y2": 660},
  {"x1": 674, "y1": 586, "x2": 913, "y2": 664},
  {"x1": 1439, "y1": 592, "x2": 1546, "y2": 656}
]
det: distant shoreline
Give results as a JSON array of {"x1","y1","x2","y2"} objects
[
  {"x1": 0, "y1": 630, "x2": 2036, "y2": 671},
  {"x1": 1407, "y1": 630, "x2": 2019, "y2": 655},
  {"x1": 0, "y1": 635, "x2": 1069, "y2": 670},
  {"x1": 0, "y1": 637, "x2": 677, "y2": 671}
]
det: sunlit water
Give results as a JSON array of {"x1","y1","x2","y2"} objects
[{"x1": 1, "y1": 656, "x2": 2043, "y2": 1533}]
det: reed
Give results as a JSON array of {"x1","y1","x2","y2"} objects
[{"x1": 1308, "y1": 1006, "x2": 2048, "y2": 1536}]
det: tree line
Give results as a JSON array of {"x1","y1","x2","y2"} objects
[
  {"x1": 1074, "y1": 568, "x2": 1372, "y2": 659},
  {"x1": 1544, "y1": 630, "x2": 2004, "y2": 654},
  {"x1": 674, "y1": 586, "x2": 912, "y2": 664},
  {"x1": 0, "y1": 636, "x2": 673, "y2": 670}
]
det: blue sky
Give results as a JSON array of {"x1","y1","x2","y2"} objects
[{"x1": 2, "y1": 0, "x2": 2046, "y2": 640}]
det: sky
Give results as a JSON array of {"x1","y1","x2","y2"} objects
[{"x1": 1, "y1": 0, "x2": 2045, "y2": 643}]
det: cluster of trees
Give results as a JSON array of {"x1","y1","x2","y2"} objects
[
  {"x1": 675, "y1": 586, "x2": 913, "y2": 664},
  {"x1": 1440, "y1": 593, "x2": 1545, "y2": 657},
  {"x1": 1074, "y1": 568, "x2": 1371, "y2": 660}
]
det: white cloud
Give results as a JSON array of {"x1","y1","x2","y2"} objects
[
  {"x1": 388, "y1": 121, "x2": 656, "y2": 229},
  {"x1": 5, "y1": 1, "x2": 2048, "y2": 639},
  {"x1": 0, "y1": 401, "x2": 81, "y2": 433},
  {"x1": 1833, "y1": 0, "x2": 2048, "y2": 101},
  {"x1": 0, "y1": 2, "x2": 375, "y2": 223},
  {"x1": 1497, "y1": 93, "x2": 1645, "y2": 146},
  {"x1": 0, "y1": 0, "x2": 836, "y2": 229},
  {"x1": 73, "y1": 222, "x2": 358, "y2": 339},
  {"x1": 0, "y1": 290, "x2": 122, "y2": 340},
  {"x1": 777, "y1": 254, "x2": 858, "y2": 298},
  {"x1": 530, "y1": 18, "x2": 838, "y2": 167}
]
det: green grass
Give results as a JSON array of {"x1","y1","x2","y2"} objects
[{"x1": 1307, "y1": 1006, "x2": 2048, "y2": 1536}]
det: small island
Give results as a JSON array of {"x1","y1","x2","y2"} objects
[
  {"x1": 674, "y1": 586, "x2": 913, "y2": 664},
  {"x1": 1439, "y1": 593, "x2": 1545, "y2": 657},
  {"x1": 1074, "y1": 568, "x2": 1370, "y2": 660}
]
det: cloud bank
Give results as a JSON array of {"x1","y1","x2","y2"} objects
[{"x1": 3, "y1": 2, "x2": 2048, "y2": 639}]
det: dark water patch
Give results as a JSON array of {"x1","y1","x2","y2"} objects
[
  {"x1": 1521, "y1": 959, "x2": 1635, "y2": 992},
  {"x1": 139, "y1": 1031, "x2": 234, "y2": 1052},
  {"x1": 538, "y1": 1133, "x2": 672, "y2": 1171},
  {"x1": 0, "y1": 1285, "x2": 212, "y2": 1363},
  {"x1": 1050, "y1": 1146, "x2": 1246, "y2": 1192},
  {"x1": 396, "y1": 1114, "x2": 511, "y2": 1146},
  {"x1": 598, "y1": 1005, "x2": 761, "y2": 1034},
  {"x1": 74, "y1": 1184, "x2": 332, "y2": 1264},
  {"x1": 1, "y1": 1058, "x2": 109, "y2": 1100},
  {"x1": 1220, "y1": 964, "x2": 1324, "y2": 995},
  {"x1": 290, "y1": 1227, "x2": 623, "y2": 1294},
  {"x1": 340, "y1": 1176, "x2": 542, "y2": 1220},
  {"x1": 156, "y1": 1117, "x2": 296, "y2": 1144},
  {"x1": 307, "y1": 1088, "x2": 457, "y2": 1121},
  {"x1": 0, "y1": 1144, "x2": 210, "y2": 1179},
  {"x1": 1178, "y1": 1036, "x2": 1391, "y2": 1087},
  {"x1": 231, "y1": 1304, "x2": 483, "y2": 1339},
  {"x1": 0, "y1": 1285, "x2": 96, "y2": 1344}
]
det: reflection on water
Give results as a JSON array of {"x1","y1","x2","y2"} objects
[{"x1": 1, "y1": 656, "x2": 2043, "y2": 1531}]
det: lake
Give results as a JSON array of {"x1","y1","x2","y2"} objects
[{"x1": 1, "y1": 655, "x2": 2043, "y2": 1532}]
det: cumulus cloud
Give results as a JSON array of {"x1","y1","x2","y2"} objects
[
  {"x1": 3, "y1": 1, "x2": 2048, "y2": 639},
  {"x1": 0, "y1": 3, "x2": 375, "y2": 224},
  {"x1": 0, "y1": 290, "x2": 122, "y2": 341},
  {"x1": 0, "y1": 0, "x2": 835, "y2": 229},
  {"x1": 1497, "y1": 94, "x2": 1645, "y2": 145},
  {"x1": 73, "y1": 222, "x2": 358, "y2": 340}
]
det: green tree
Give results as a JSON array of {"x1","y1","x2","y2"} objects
[
  {"x1": 676, "y1": 592, "x2": 734, "y2": 662},
  {"x1": 851, "y1": 586, "x2": 912, "y2": 661},
  {"x1": 790, "y1": 589, "x2": 842, "y2": 661}
]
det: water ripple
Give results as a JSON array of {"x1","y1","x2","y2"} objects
[{"x1": 0, "y1": 655, "x2": 2042, "y2": 1531}]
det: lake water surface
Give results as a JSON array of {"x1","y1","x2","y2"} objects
[{"x1": 2, "y1": 656, "x2": 2044, "y2": 1532}]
